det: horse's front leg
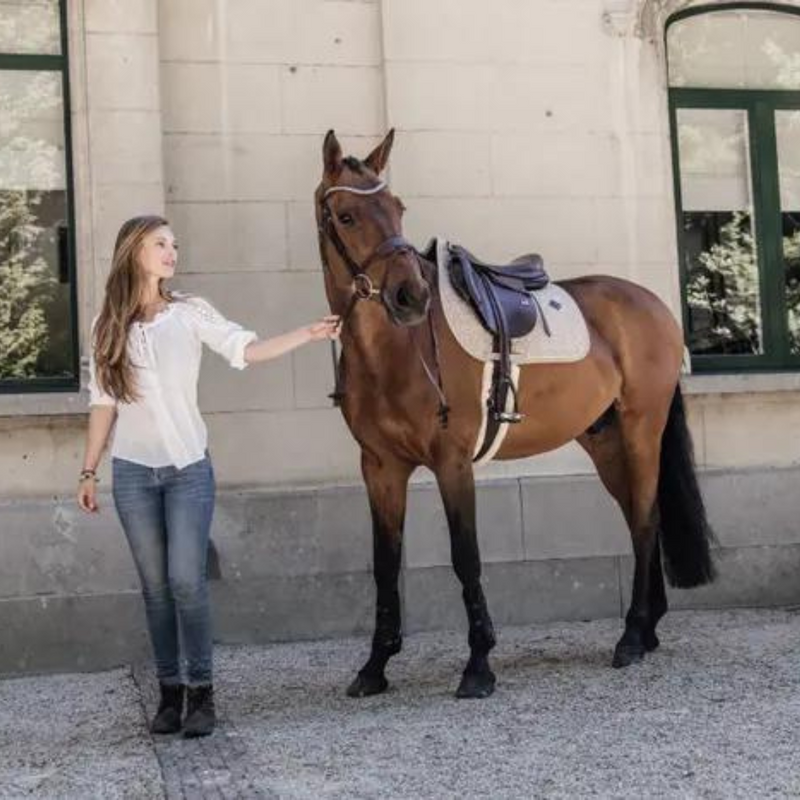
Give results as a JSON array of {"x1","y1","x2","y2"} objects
[
  {"x1": 436, "y1": 459, "x2": 497, "y2": 699},
  {"x1": 347, "y1": 450, "x2": 413, "y2": 698}
]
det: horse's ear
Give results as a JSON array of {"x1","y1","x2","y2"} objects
[
  {"x1": 364, "y1": 129, "x2": 395, "y2": 175},
  {"x1": 323, "y1": 129, "x2": 343, "y2": 178}
]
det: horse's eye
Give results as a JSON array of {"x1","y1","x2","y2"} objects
[{"x1": 338, "y1": 213, "x2": 355, "y2": 227}]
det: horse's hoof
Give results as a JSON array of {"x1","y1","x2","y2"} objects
[
  {"x1": 612, "y1": 643, "x2": 645, "y2": 669},
  {"x1": 346, "y1": 672, "x2": 388, "y2": 698},
  {"x1": 644, "y1": 630, "x2": 660, "y2": 652},
  {"x1": 455, "y1": 670, "x2": 496, "y2": 699}
]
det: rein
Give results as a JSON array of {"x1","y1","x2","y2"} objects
[{"x1": 317, "y1": 181, "x2": 449, "y2": 426}]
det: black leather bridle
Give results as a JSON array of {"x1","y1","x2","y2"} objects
[
  {"x1": 317, "y1": 180, "x2": 449, "y2": 425},
  {"x1": 318, "y1": 180, "x2": 418, "y2": 304}
]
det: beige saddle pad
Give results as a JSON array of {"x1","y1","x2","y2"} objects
[{"x1": 431, "y1": 237, "x2": 591, "y2": 365}]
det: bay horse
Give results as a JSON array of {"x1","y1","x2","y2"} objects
[{"x1": 316, "y1": 129, "x2": 715, "y2": 699}]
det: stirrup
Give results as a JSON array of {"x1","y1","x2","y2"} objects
[{"x1": 495, "y1": 410, "x2": 524, "y2": 424}]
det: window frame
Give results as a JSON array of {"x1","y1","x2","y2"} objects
[
  {"x1": 0, "y1": 0, "x2": 79, "y2": 394},
  {"x1": 667, "y1": 3, "x2": 800, "y2": 373}
]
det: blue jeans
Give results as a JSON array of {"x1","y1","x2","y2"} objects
[{"x1": 113, "y1": 455, "x2": 216, "y2": 686}]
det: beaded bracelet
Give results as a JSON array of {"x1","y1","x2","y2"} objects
[{"x1": 79, "y1": 470, "x2": 99, "y2": 483}]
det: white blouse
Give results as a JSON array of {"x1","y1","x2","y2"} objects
[{"x1": 88, "y1": 295, "x2": 258, "y2": 469}]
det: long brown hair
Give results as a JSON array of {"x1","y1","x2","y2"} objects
[{"x1": 93, "y1": 215, "x2": 172, "y2": 403}]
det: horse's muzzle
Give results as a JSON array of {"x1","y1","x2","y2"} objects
[{"x1": 384, "y1": 281, "x2": 431, "y2": 326}]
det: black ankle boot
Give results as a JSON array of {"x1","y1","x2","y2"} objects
[
  {"x1": 151, "y1": 683, "x2": 184, "y2": 734},
  {"x1": 184, "y1": 684, "x2": 215, "y2": 738}
]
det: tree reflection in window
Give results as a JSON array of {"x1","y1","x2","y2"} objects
[
  {"x1": 786, "y1": 213, "x2": 800, "y2": 354},
  {"x1": 685, "y1": 210, "x2": 762, "y2": 355},
  {"x1": 0, "y1": 191, "x2": 57, "y2": 378}
]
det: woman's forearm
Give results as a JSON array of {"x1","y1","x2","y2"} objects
[
  {"x1": 244, "y1": 326, "x2": 312, "y2": 364},
  {"x1": 82, "y1": 406, "x2": 117, "y2": 471}
]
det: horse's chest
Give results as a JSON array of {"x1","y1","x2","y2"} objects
[{"x1": 343, "y1": 392, "x2": 429, "y2": 462}]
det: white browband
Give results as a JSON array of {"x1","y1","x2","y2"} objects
[{"x1": 324, "y1": 181, "x2": 387, "y2": 198}]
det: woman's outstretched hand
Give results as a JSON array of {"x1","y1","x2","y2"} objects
[
  {"x1": 307, "y1": 315, "x2": 341, "y2": 342},
  {"x1": 77, "y1": 476, "x2": 99, "y2": 513}
]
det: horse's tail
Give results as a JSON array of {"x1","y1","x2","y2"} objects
[{"x1": 657, "y1": 385, "x2": 716, "y2": 588}]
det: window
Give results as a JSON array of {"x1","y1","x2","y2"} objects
[
  {"x1": 668, "y1": 4, "x2": 800, "y2": 371},
  {"x1": 0, "y1": 0, "x2": 77, "y2": 392}
]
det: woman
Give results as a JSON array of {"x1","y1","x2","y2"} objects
[{"x1": 77, "y1": 215, "x2": 339, "y2": 738}]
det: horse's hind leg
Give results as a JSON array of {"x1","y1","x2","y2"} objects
[
  {"x1": 347, "y1": 450, "x2": 413, "y2": 698},
  {"x1": 436, "y1": 458, "x2": 497, "y2": 699},
  {"x1": 578, "y1": 406, "x2": 668, "y2": 667},
  {"x1": 642, "y1": 539, "x2": 667, "y2": 652}
]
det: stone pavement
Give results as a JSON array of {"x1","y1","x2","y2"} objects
[{"x1": 1, "y1": 608, "x2": 799, "y2": 799}]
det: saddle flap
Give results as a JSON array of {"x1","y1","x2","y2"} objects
[{"x1": 490, "y1": 282, "x2": 539, "y2": 338}]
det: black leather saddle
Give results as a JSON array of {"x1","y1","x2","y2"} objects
[{"x1": 448, "y1": 245, "x2": 549, "y2": 339}]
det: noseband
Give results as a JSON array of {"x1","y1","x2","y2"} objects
[{"x1": 317, "y1": 179, "x2": 449, "y2": 426}]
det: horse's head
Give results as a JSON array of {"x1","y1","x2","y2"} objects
[{"x1": 315, "y1": 129, "x2": 431, "y2": 327}]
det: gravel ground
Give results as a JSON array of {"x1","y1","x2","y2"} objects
[
  {"x1": 2, "y1": 608, "x2": 799, "y2": 799},
  {"x1": 0, "y1": 670, "x2": 161, "y2": 799}
]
